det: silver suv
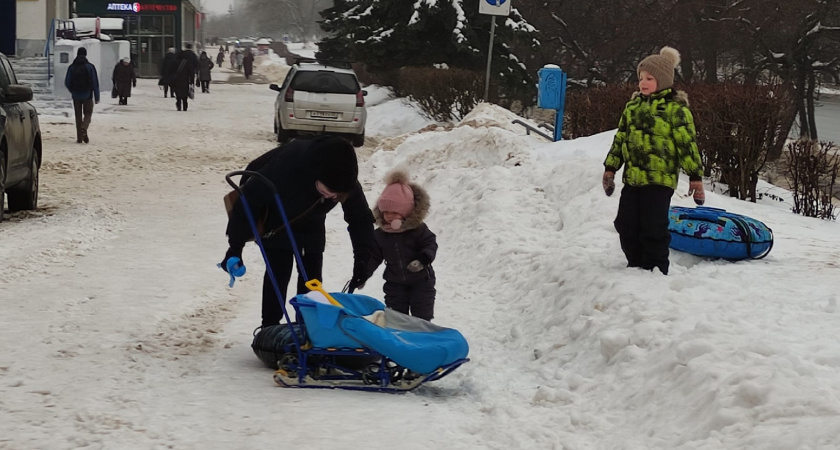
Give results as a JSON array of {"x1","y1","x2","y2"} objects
[{"x1": 270, "y1": 60, "x2": 367, "y2": 147}]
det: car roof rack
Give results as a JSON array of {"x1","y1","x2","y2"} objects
[{"x1": 294, "y1": 57, "x2": 354, "y2": 69}]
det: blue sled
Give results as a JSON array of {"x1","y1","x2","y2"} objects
[{"x1": 270, "y1": 292, "x2": 469, "y2": 392}]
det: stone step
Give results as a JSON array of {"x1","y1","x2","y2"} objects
[{"x1": 18, "y1": 79, "x2": 51, "y2": 87}]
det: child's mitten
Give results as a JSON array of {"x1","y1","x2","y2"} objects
[
  {"x1": 406, "y1": 260, "x2": 424, "y2": 273},
  {"x1": 602, "y1": 171, "x2": 615, "y2": 196}
]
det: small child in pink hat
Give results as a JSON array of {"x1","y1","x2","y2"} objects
[{"x1": 367, "y1": 170, "x2": 438, "y2": 321}]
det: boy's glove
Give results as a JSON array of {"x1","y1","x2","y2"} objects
[
  {"x1": 406, "y1": 260, "x2": 425, "y2": 273},
  {"x1": 688, "y1": 181, "x2": 705, "y2": 205},
  {"x1": 602, "y1": 171, "x2": 616, "y2": 196}
]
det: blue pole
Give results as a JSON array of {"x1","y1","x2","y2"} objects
[{"x1": 554, "y1": 70, "x2": 567, "y2": 141}]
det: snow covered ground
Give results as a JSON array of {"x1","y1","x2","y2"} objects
[{"x1": 2, "y1": 56, "x2": 840, "y2": 450}]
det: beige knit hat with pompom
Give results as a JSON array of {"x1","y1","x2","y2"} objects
[{"x1": 637, "y1": 46, "x2": 681, "y2": 91}]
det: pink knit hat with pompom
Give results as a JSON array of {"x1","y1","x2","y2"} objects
[{"x1": 377, "y1": 182, "x2": 414, "y2": 218}]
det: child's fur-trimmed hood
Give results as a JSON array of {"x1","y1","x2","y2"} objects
[{"x1": 373, "y1": 170, "x2": 431, "y2": 231}]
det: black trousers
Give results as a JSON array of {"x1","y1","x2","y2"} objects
[
  {"x1": 261, "y1": 246, "x2": 323, "y2": 327},
  {"x1": 175, "y1": 96, "x2": 189, "y2": 111},
  {"x1": 200, "y1": 80, "x2": 210, "y2": 92},
  {"x1": 613, "y1": 184, "x2": 674, "y2": 274},
  {"x1": 72, "y1": 98, "x2": 94, "y2": 141},
  {"x1": 383, "y1": 279, "x2": 436, "y2": 321}
]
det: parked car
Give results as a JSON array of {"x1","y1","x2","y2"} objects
[
  {"x1": 237, "y1": 39, "x2": 256, "y2": 52},
  {"x1": 269, "y1": 59, "x2": 367, "y2": 147},
  {"x1": 0, "y1": 52, "x2": 42, "y2": 223}
]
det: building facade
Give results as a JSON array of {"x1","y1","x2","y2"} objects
[
  {"x1": 73, "y1": 0, "x2": 201, "y2": 77},
  {"x1": 2, "y1": 0, "x2": 71, "y2": 57}
]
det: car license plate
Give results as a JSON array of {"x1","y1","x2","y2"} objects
[{"x1": 310, "y1": 111, "x2": 339, "y2": 119}]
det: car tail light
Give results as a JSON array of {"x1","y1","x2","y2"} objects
[
  {"x1": 285, "y1": 87, "x2": 295, "y2": 103},
  {"x1": 356, "y1": 90, "x2": 365, "y2": 107}
]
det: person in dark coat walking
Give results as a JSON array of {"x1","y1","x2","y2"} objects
[
  {"x1": 112, "y1": 57, "x2": 136, "y2": 105},
  {"x1": 171, "y1": 45, "x2": 198, "y2": 111},
  {"x1": 63, "y1": 47, "x2": 100, "y2": 143},
  {"x1": 243, "y1": 48, "x2": 254, "y2": 79},
  {"x1": 367, "y1": 170, "x2": 438, "y2": 321},
  {"x1": 160, "y1": 47, "x2": 177, "y2": 98},
  {"x1": 198, "y1": 51, "x2": 214, "y2": 93},
  {"x1": 220, "y1": 136, "x2": 376, "y2": 328},
  {"x1": 216, "y1": 48, "x2": 225, "y2": 68}
]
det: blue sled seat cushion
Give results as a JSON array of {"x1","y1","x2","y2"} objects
[
  {"x1": 290, "y1": 293, "x2": 385, "y2": 349},
  {"x1": 340, "y1": 312, "x2": 470, "y2": 374},
  {"x1": 668, "y1": 206, "x2": 773, "y2": 260}
]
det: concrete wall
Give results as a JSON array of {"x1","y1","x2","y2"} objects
[
  {"x1": 15, "y1": 0, "x2": 70, "y2": 57},
  {"x1": 16, "y1": 0, "x2": 46, "y2": 57}
]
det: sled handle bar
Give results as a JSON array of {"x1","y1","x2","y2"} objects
[
  {"x1": 225, "y1": 170, "x2": 309, "y2": 281},
  {"x1": 225, "y1": 170, "x2": 317, "y2": 345}
]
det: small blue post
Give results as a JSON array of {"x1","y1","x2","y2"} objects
[{"x1": 537, "y1": 65, "x2": 568, "y2": 141}]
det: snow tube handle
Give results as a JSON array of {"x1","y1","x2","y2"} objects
[{"x1": 677, "y1": 206, "x2": 728, "y2": 225}]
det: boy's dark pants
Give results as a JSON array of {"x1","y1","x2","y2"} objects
[
  {"x1": 614, "y1": 184, "x2": 674, "y2": 275},
  {"x1": 72, "y1": 98, "x2": 93, "y2": 141},
  {"x1": 261, "y1": 246, "x2": 323, "y2": 327},
  {"x1": 383, "y1": 279, "x2": 436, "y2": 321}
]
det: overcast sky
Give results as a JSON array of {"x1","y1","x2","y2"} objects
[{"x1": 201, "y1": 0, "x2": 235, "y2": 15}]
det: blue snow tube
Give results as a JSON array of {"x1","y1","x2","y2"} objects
[{"x1": 668, "y1": 206, "x2": 773, "y2": 260}]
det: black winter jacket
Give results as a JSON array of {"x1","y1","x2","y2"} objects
[
  {"x1": 370, "y1": 224, "x2": 437, "y2": 285},
  {"x1": 368, "y1": 170, "x2": 437, "y2": 285},
  {"x1": 225, "y1": 138, "x2": 376, "y2": 260}
]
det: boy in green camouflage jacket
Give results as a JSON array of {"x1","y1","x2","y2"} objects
[{"x1": 602, "y1": 46, "x2": 705, "y2": 275}]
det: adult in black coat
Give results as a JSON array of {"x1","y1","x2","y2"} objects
[
  {"x1": 243, "y1": 48, "x2": 254, "y2": 79},
  {"x1": 159, "y1": 48, "x2": 177, "y2": 98},
  {"x1": 221, "y1": 136, "x2": 376, "y2": 328},
  {"x1": 112, "y1": 57, "x2": 136, "y2": 105},
  {"x1": 171, "y1": 45, "x2": 198, "y2": 111}
]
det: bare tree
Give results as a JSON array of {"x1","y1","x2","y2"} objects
[
  {"x1": 736, "y1": 0, "x2": 840, "y2": 140},
  {"x1": 243, "y1": 0, "x2": 332, "y2": 41}
]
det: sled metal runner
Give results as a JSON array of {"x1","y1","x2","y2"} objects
[{"x1": 226, "y1": 170, "x2": 469, "y2": 393}]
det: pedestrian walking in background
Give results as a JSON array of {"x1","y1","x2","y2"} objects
[
  {"x1": 243, "y1": 48, "x2": 254, "y2": 80},
  {"x1": 198, "y1": 51, "x2": 214, "y2": 93},
  {"x1": 160, "y1": 48, "x2": 177, "y2": 98},
  {"x1": 63, "y1": 47, "x2": 100, "y2": 144},
  {"x1": 172, "y1": 46, "x2": 198, "y2": 111},
  {"x1": 112, "y1": 57, "x2": 136, "y2": 105},
  {"x1": 230, "y1": 49, "x2": 238, "y2": 70},
  {"x1": 236, "y1": 50, "x2": 244, "y2": 72}
]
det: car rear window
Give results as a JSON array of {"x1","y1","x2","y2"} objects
[{"x1": 290, "y1": 71, "x2": 359, "y2": 95}]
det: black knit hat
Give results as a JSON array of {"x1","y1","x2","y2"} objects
[
  {"x1": 312, "y1": 136, "x2": 359, "y2": 193},
  {"x1": 77, "y1": 47, "x2": 87, "y2": 56}
]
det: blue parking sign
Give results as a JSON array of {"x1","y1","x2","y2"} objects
[{"x1": 479, "y1": 0, "x2": 511, "y2": 16}]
